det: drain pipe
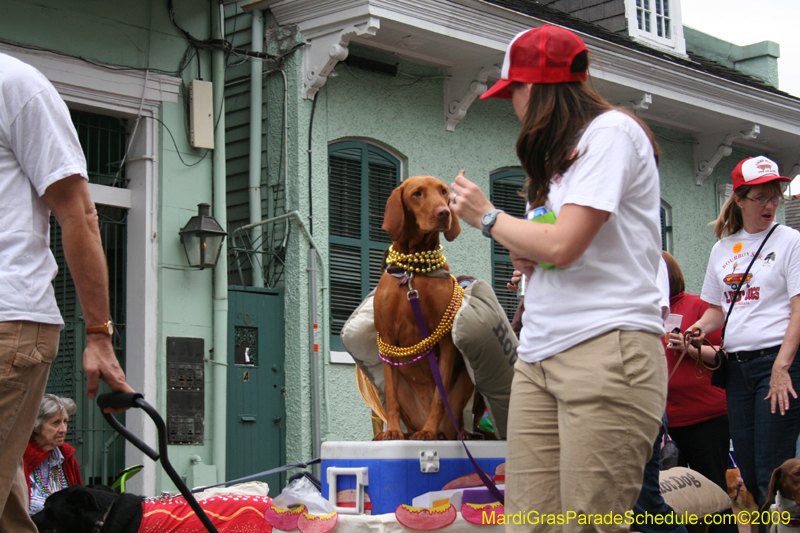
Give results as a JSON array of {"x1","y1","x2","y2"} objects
[
  {"x1": 211, "y1": 3, "x2": 228, "y2": 482},
  {"x1": 249, "y1": 9, "x2": 265, "y2": 288}
]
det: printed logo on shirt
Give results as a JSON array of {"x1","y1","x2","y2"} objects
[
  {"x1": 763, "y1": 252, "x2": 777, "y2": 268},
  {"x1": 733, "y1": 242, "x2": 743, "y2": 254}
]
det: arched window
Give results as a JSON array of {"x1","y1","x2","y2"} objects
[
  {"x1": 328, "y1": 141, "x2": 401, "y2": 350},
  {"x1": 490, "y1": 169, "x2": 527, "y2": 322}
]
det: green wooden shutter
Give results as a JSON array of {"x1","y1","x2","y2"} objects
[
  {"x1": 490, "y1": 170, "x2": 527, "y2": 322},
  {"x1": 329, "y1": 142, "x2": 400, "y2": 350}
]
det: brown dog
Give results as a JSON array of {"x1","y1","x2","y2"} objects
[
  {"x1": 373, "y1": 175, "x2": 473, "y2": 440},
  {"x1": 760, "y1": 459, "x2": 800, "y2": 533},
  {"x1": 728, "y1": 467, "x2": 759, "y2": 512}
]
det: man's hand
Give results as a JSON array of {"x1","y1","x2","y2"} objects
[{"x1": 84, "y1": 336, "x2": 134, "y2": 410}]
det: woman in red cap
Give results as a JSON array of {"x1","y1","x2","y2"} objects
[
  {"x1": 450, "y1": 25, "x2": 666, "y2": 530},
  {"x1": 685, "y1": 155, "x2": 800, "y2": 520}
]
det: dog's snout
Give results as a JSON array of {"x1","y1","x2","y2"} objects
[{"x1": 435, "y1": 206, "x2": 451, "y2": 219}]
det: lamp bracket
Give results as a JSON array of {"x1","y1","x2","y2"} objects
[
  {"x1": 694, "y1": 124, "x2": 760, "y2": 186},
  {"x1": 302, "y1": 16, "x2": 380, "y2": 99},
  {"x1": 444, "y1": 65, "x2": 500, "y2": 132}
]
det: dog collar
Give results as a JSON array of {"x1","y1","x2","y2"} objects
[
  {"x1": 385, "y1": 245, "x2": 447, "y2": 273},
  {"x1": 92, "y1": 499, "x2": 116, "y2": 533}
]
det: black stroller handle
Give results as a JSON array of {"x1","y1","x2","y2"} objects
[
  {"x1": 97, "y1": 392, "x2": 159, "y2": 461},
  {"x1": 97, "y1": 392, "x2": 219, "y2": 533},
  {"x1": 97, "y1": 391, "x2": 143, "y2": 411}
]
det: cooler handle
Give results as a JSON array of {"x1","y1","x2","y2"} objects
[{"x1": 327, "y1": 466, "x2": 369, "y2": 515}]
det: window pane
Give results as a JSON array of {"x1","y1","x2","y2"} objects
[
  {"x1": 330, "y1": 244, "x2": 364, "y2": 334},
  {"x1": 329, "y1": 155, "x2": 362, "y2": 239},
  {"x1": 665, "y1": 18, "x2": 671, "y2": 38},
  {"x1": 368, "y1": 162, "x2": 396, "y2": 243},
  {"x1": 664, "y1": 0, "x2": 670, "y2": 16},
  {"x1": 657, "y1": 16, "x2": 663, "y2": 37},
  {"x1": 493, "y1": 260, "x2": 518, "y2": 322}
]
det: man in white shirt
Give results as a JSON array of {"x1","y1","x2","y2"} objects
[{"x1": 0, "y1": 52, "x2": 133, "y2": 532}]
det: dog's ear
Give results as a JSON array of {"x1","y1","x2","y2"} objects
[
  {"x1": 444, "y1": 205, "x2": 461, "y2": 242},
  {"x1": 761, "y1": 466, "x2": 782, "y2": 513},
  {"x1": 68, "y1": 488, "x2": 103, "y2": 513},
  {"x1": 382, "y1": 185, "x2": 405, "y2": 242}
]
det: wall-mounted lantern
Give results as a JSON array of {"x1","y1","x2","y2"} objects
[{"x1": 179, "y1": 203, "x2": 227, "y2": 270}]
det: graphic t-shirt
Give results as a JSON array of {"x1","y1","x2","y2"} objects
[
  {"x1": 700, "y1": 224, "x2": 800, "y2": 353},
  {"x1": 518, "y1": 110, "x2": 663, "y2": 363}
]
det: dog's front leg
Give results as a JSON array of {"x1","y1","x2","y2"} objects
[
  {"x1": 376, "y1": 361, "x2": 405, "y2": 440},
  {"x1": 410, "y1": 339, "x2": 458, "y2": 440}
]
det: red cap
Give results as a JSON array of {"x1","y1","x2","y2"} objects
[
  {"x1": 732, "y1": 156, "x2": 791, "y2": 190},
  {"x1": 481, "y1": 25, "x2": 589, "y2": 100}
]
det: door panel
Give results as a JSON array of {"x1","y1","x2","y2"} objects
[{"x1": 227, "y1": 288, "x2": 286, "y2": 495}]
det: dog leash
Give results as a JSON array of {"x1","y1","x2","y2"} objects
[
  {"x1": 406, "y1": 277, "x2": 505, "y2": 505},
  {"x1": 190, "y1": 459, "x2": 321, "y2": 494}
]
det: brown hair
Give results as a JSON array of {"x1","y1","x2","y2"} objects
[
  {"x1": 712, "y1": 181, "x2": 783, "y2": 239},
  {"x1": 661, "y1": 251, "x2": 684, "y2": 299},
  {"x1": 517, "y1": 51, "x2": 659, "y2": 208}
]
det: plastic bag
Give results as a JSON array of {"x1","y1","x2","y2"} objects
[{"x1": 271, "y1": 475, "x2": 335, "y2": 515}]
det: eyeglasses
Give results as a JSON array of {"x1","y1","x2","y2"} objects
[{"x1": 744, "y1": 195, "x2": 783, "y2": 207}]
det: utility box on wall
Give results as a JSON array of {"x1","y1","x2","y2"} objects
[{"x1": 166, "y1": 337, "x2": 205, "y2": 444}]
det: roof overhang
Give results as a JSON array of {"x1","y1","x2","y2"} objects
[{"x1": 249, "y1": 0, "x2": 800, "y2": 182}]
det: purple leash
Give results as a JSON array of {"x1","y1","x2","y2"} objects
[{"x1": 407, "y1": 288, "x2": 505, "y2": 506}]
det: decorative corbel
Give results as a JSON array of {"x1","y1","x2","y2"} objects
[
  {"x1": 444, "y1": 65, "x2": 501, "y2": 132},
  {"x1": 694, "y1": 124, "x2": 760, "y2": 186},
  {"x1": 302, "y1": 17, "x2": 380, "y2": 99},
  {"x1": 628, "y1": 92, "x2": 652, "y2": 111}
]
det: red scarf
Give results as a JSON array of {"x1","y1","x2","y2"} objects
[{"x1": 23, "y1": 438, "x2": 83, "y2": 495}]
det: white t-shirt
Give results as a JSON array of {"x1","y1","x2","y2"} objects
[
  {"x1": 0, "y1": 53, "x2": 87, "y2": 326},
  {"x1": 517, "y1": 110, "x2": 663, "y2": 363},
  {"x1": 700, "y1": 224, "x2": 800, "y2": 353}
]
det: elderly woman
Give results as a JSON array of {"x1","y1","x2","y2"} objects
[{"x1": 23, "y1": 394, "x2": 83, "y2": 514}]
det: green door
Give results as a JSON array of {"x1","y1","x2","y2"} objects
[{"x1": 227, "y1": 287, "x2": 286, "y2": 495}]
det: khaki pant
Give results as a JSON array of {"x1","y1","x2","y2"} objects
[
  {"x1": 505, "y1": 330, "x2": 667, "y2": 533},
  {"x1": 0, "y1": 321, "x2": 60, "y2": 533}
]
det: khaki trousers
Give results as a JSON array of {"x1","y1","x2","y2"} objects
[
  {"x1": 505, "y1": 330, "x2": 667, "y2": 533},
  {"x1": 0, "y1": 321, "x2": 60, "y2": 533}
]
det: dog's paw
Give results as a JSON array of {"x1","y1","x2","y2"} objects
[
  {"x1": 409, "y1": 430, "x2": 438, "y2": 441},
  {"x1": 374, "y1": 429, "x2": 405, "y2": 441}
]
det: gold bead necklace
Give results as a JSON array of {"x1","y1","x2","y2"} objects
[
  {"x1": 377, "y1": 276, "x2": 464, "y2": 359},
  {"x1": 385, "y1": 245, "x2": 447, "y2": 273}
]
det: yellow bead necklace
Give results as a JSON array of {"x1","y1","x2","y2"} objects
[
  {"x1": 377, "y1": 275, "x2": 464, "y2": 359},
  {"x1": 385, "y1": 245, "x2": 447, "y2": 273}
]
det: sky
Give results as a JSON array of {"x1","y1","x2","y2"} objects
[
  {"x1": 679, "y1": 0, "x2": 800, "y2": 193},
  {"x1": 680, "y1": 0, "x2": 800, "y2": 98}
]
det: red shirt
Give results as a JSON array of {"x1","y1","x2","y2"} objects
[{"x1": 664, "y1": 292, "x2": 727, "y2": 427}]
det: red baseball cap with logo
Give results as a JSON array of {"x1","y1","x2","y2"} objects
[
  {"x1": 480, "y1": 25, "x2": 589, "y2": 100},
  {"x1": 731, "y1": 156, "x2": 791, "y2": 190}
]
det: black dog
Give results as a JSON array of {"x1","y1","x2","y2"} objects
[{"x1": 32, "y1": 485, "x2": 143, "y2": 533}]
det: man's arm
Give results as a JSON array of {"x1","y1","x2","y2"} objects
[{"x1": 42, "y1": 175, "x2": 134, "y2": 399}]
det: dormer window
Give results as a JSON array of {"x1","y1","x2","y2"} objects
[
  {"x1": 627, "y1": 0, "x2": 685, "y2": 55},
  {"x1": 637, "y1": 0, "x2": 671, "y2": 39}
]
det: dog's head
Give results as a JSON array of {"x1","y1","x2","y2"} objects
[
  {"x1": 382, "y1": 176, "x2": 461, "y2": 244},
  {"x1": 32, "y1": 485, "x2": 117, "y2": 533},
  {"x1": 762, "y1": 458, "x2": 800, "y2": 512}
]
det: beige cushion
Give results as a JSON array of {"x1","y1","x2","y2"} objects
[
  {"x1": 660, "y1": 467, "x2": 732, "y2": 517},
  {"x1": 450, "y1": 280, "x2": 516, "y2": 439}
]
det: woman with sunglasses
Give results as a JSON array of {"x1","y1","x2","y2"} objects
[
  {"x1": 687, "y1": 156, "x2": 800, "y2": 521},
  {"x1": 450, "y1": 25, "x2": 666, "y2": 530}
]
